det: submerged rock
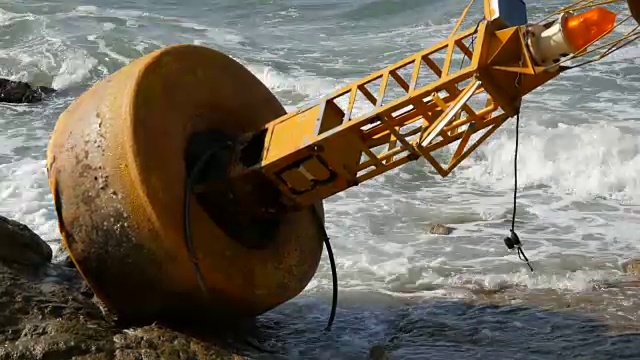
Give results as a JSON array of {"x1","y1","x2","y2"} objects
[
  {"x1": 369, "y1": 345, "x2": 392, "y2": 360},
  {"x1": 0, "y1": 215, "x2": 243, "y2": 359},
  {"x1": 622, "y1": 259, "x2": 640, "y2": 275},
  {"x1": 428, "y1": 224, "x2": 454, "y2": 235}
]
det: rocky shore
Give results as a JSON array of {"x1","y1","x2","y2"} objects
[
  {"x1": 3, "y1": 213, "x2": 639, "y2": 360},
  {"x1": 0, "y1": 215, "x2": 245, "y2": 360}
]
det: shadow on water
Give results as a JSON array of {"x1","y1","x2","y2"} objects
[{"x1": 223, "y1": 294, "x2": 640, "y2": 360}]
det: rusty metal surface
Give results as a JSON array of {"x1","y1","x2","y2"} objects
[{"x1": 46, "y1": 44, "x2": 326, "y2": 323}]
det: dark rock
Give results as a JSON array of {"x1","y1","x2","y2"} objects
[
  {"x1": 0, "y1": 78, "x2": 56, "y2": 104},
  {"x1": 428, "y1": 224, "x2": 454, "y2": 235},
  {"x1": 0, "y1": 217, "x2": 243, "y2": 359},
  {"x1": 369, "y1": 344, "x2": 391, "y2": 360},
  {"x1": 0, "y1": 260, "x2": 243, "y2": 360},
  {"x1": 80, "y1": 281, "x2": 95, "y2": 299},
  {"x1": 0, "y1": 260, "x2": 112, "y2": 359},
  {"x1": 0, "y1": 215, "x2": 52, "y2": 267}
]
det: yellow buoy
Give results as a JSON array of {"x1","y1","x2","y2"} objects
[{"x1": 46, "y1": 44, "x2": 326, "y2": 323}]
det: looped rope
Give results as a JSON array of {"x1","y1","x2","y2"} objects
[{"x1": 507, "y1": 50, "x2": 534, "y2": 273}]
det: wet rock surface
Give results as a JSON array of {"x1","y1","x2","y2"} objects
[
  {"x1": 0, "y1": 78, "x2": 56, "y2": 104},
  {"x1": 428, "y1": 224, "x2": 454, "y2": 235},
  {"x1": 0, "y1": 215, "x2": 52, "y2": 266},
  {"x1": 622, "y1": 259, "x2": 640, "y2": 275},
  {"x1": 368, "y1": 345, "x2": 391, "y2": 360},
  {"x1": 0, "y1": 215, "x2": 244, "y2": 360}
]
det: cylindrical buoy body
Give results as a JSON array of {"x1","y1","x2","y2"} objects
[
  {"x1": 629, "y1": 0, "x2": 640, "y2": 25},
  {"x1": 46, "y1": 44, "x2": 326, "y2": 323}
]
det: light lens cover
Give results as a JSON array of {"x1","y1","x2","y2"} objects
[{"x1": 564, "y1": 7, "x2": 617, "y2": 52}]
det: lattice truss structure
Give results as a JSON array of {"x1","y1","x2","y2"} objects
[
  {"x1": 256, "y1": 21, "x2": 528, "y2": 207},
  {"x1": 245, "y1": 0, "x2": 640, "y2": 207},
  {"x1": 320, "y1": 26, "x2": 498, "y2": 183},
  {"x1": 257, "y1": 22, "x2": 538, "y2": 207}
]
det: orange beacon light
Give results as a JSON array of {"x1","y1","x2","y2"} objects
[
  {"x1": 526, "y1": 7, "x2": 617, "y2": 68},
  {"x1": 564, "y1": 8, "x2": 617, "y2": 52}
]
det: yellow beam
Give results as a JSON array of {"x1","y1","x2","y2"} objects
[
  {"x1": 224, "y1": 17, "x2": 568, "y2": 208},
  {"x1": 223, "y1": 0, "x2": 637, "y2": 209}
]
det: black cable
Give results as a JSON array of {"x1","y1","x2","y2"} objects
[
  {"x1": 458, "y1": 19, "x2": 483, "y2": 71},
  {"x1": 324, "y1": 235, "x2": 338, "y2": 331},
  {"x1": 504, "y1": 111, "x2": 534, "y2": 272},
  {"x1": 457, "y1": 18, "x2": 533, "y2": 271},
  {"x1": 309, "y1": 207, "x2": 338, "y2": 331},
  {"x1": 183, "y1": 147, "x2": 221, "y2": 296},
  {"x1": 511, "y1": 112, "x2": 520, "y2": 232},
  {"x1": 183, "y1": 146, "x2": 282, "y2": 355}
]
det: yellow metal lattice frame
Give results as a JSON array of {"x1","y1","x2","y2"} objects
[{"x1": 224, "y1": 0, "x2": 639, "y2": 208}]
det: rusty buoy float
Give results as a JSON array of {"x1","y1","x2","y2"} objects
[{"x1": 46, "y1": 44, "x2": 326, "y2": 323}]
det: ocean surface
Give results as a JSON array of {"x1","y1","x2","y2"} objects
[{"x1": 2, "y1": 0, "x2": 640, "y2": 358}]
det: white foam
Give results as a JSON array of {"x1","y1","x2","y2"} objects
[
  {"x1": 458, "y1": 121, "x2": 640, "y2": 203},
  {"x1": 0, "y1": 9, "x2": 99, "y2": 88},
  {"x1": 242, "y1": 62, "x2": 352, "y2": 111},
  {"x1": 74, "y1": 6, "x2": 98, "y2": 15},
  {"x1": 70, "y1": 5, "x2": 147, "y2": 19},
  {"x1": 52, "y1": 49, "x2": 98, "y2": 89},
  {"x1": 0, "y1": 8, "x2": 36, "y2": 26},
  {"x1": 0, "y1": 159, "x2": 58, "y2": 242}
]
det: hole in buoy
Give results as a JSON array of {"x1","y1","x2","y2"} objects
[
  {"x1": 240, "y1": 128, "x2": 268, "y2": 167},
  {"x1": 184, "y1": 128, "x2": 284, "y2": 250}
]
